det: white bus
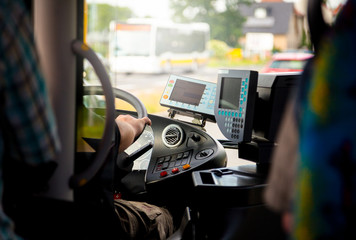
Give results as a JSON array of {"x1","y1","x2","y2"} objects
[{"x1": 108, "y1": 19, "x2": 210, "y2": 74}]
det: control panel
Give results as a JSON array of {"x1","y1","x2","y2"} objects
[
  {"x1": 151, "y1": 148, "x2": 216, "y2": 178},
  {"x1": 145, "y1": 115, "x2": 226, "y2": 189},
  {"x1": 160, "y1": 74, "x2": 216, "y2": 122},
  {"x1": 152, "y1": 150, "x2": 193, "y2": 178},
  {"x1": 214, "y1": 69, "x2": 258, "y2": 143}
]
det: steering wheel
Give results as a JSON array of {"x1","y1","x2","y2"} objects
[
  {"x1": 70, "y1": 40, "x2": 153, "y2": 188},
  {"x1": 84, "y1": 86, "x2": 154, "y2": 170}
]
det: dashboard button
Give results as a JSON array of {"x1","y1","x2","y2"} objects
[
  {"x1": 196, "y1": 149, "x2": 214, "y2": 160},
  {"x1": 157, "y1": 157, "x2": 164, "y2": 164},
  {"x1": 162, "y1": 162, "x2": 169, "y2": 169},
  {"x1": 181, "y1": 159, "x2": 188, "y2": 165},
  {"x1": 183, "y1": 164, "x2": 191, "y2": 170},
  {"x1": 172, "y1": 168, "x2": 179, "y2": 174}
]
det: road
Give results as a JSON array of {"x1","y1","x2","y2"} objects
[
  {"x1": 110, "y1": 66, "x2": 263, "y2": 94},
  {"x1": 110, "y1": 67, "x2": 215, "y2": 94}
]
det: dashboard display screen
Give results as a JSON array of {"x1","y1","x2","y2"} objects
[
  {"x1": 218, "y1": 77, "x2": 242, "y2": 110},
  {"x1": 169, "y1": 79, "x2": 206, "y2": 106}
]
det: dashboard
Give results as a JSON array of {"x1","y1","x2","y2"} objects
[{"x1": 117, "y1": 111, "x2": 227, "y2": 202}]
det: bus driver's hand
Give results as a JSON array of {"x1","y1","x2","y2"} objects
[{"x1": 115, "y1": 115, "x2": 152, "y2": 153}]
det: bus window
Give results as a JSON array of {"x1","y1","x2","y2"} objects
[{"x1": 111, "y1": 23, "x2": 151, "y2": 57}]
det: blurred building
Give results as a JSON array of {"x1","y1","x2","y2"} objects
[
  {"x1": 239, "y1": 0, "x2": 307, "y2": 58},
  {"x1": 239, "y1": 0, "x2": 346, "y2": 58}
]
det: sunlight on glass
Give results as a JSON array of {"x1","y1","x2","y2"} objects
[{"x1": 84, "y1": 0, "x2": 346, "y2": 114}]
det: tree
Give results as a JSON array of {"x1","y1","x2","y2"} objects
[
  {"x1": 170, "y1": 0, "x2": 252, "y2": 47},
  {"x1": 88, "y1": 4, "x2": 133, "y2": 32}
]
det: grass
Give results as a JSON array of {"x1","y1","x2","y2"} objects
[
  {"x1": 115, "y1": 91, "x2": 168, "y2": 114},
  {"x1": 208, "y1": 57, "x2": 269, "y2": 68}
]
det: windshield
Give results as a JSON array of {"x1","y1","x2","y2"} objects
[{"x1": 84, "y1": 0, "x2": 343, "y2": 115}]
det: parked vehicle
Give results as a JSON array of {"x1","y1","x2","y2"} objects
[{"x1": 260, "y1": 51, "x2": 313, "y2": 73}]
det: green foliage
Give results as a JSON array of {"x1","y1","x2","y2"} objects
[
  {"x1": 88, "y1": 4, "x2": 133, "y2": 32},
  {"x1": 299, "y1": 29, "x2": 313, "y2": 50},
  {"x1": 169, "y1": 0, "x2": 251, "y2": 47},
  {"x1": 208, "y1": 39, "x2": 230, "y2": 58},
  {"x1": 208, "y1": 57, "x2": 269, "y2": 68}
]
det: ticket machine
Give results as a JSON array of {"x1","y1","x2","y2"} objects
[
  {"x1": 189, "y1": 71, "x2": 301, "y2": 239},
  {"x1": 142, "y1": 70, "x2": 300, "y2": 239}
]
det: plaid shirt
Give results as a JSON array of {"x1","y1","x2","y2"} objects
[{"x1": 0, "y1": 0, "x2": 60, "y2": 239}]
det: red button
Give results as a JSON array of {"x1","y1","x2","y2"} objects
[
  {"x1": 114, "y1": 192, "x2": 122, "y2": 199},
  {"x1": 172, "y1": 168, "x2": 179, "y2": 174},
  {"x1": 160, "y1": 171, "x2": 168, "y2": 177}
]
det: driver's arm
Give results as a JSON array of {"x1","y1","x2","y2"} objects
[{"x1": 115, "y1": 115, "x2": 151, "y2": 153}]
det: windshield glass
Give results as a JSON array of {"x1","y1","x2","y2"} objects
[{"x1": 84, "y1": 0, "x2": 343, "y2": 115}]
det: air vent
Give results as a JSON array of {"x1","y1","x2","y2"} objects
[{"x1": 162, "y1": 124, "x2": 184, "y2": 148}]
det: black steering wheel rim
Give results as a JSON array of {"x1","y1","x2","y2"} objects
[{"x1": 83, "y1": 85, "x2": 148, "y2": 119}]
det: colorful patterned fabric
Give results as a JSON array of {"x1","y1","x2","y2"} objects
[
  {"x1": 0, "y1": 0, "x2": 60, "y2": 239},
  {"x1": 293, "y1": 0, "x2": 356, "y2": 239}
]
